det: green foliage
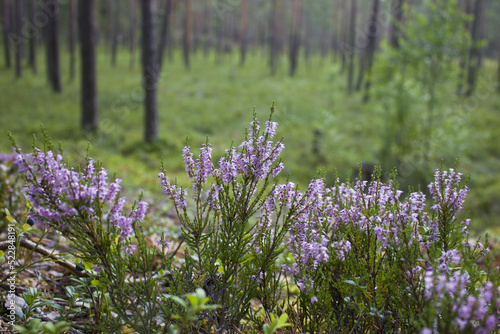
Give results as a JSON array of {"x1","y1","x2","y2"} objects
[{"x1": 372, "y1": 0, "x2": 472, "y2": 184}]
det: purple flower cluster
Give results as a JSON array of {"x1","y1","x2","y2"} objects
[
  {"x1": 428, "y1": 169, "x2": 469, "y2": 220},
  {"x1": 422, "y1": 251, "x2": 500, "y2": 333},
  {"x1": 160, "y1": 118, "x2": 286, "y2": 214},
  {"x1": 14, "y1": 149, "x2": 148, "y2": 239}
]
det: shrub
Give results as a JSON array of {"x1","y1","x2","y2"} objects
[{"x1": 6, "y1": 109, "x2": 499, "y2": 333}]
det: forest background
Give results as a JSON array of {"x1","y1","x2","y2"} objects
[{"x1": 0, "y1": 0, "x2": 500, "y2": 235}]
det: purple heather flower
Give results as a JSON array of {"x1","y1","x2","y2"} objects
[{"x1": 14, "y1": 149, "x2": 147, "y2": 240}]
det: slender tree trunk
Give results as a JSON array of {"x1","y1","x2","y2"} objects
[
  {"x1": 239, "y1": 0, "x2": 249, "y2": 66},
  {"x1": 141, "y1": 0, "x2": 158, "y2": 142},
  {"x1": 498, "y1": 47, "x2": 500, "y2": 93},
  {"x1": 27, "y1": 0, "x2": 37, "y2": 74},
  {"x1": 289, "y1": 0, "x2": 303, "y2": 77},
  {"x1": 389, "y1": 0, "x2": 404, "y2": 49},
  {"x1": 3, "y1": 0, "x2": 11, "y2": 68},
  {"x1": 202, "y1": 0, "x2": 211, "y2": 57},
  {"x1": 362, "y1": 0, "x2": 380, "y2": 102},
  {"x1": 129, "y1": 0, "x2": 137, "y2": 69},
  {"x1": 14, "y1": 0, "x2": 22, "y2": 78},
  {"x1": 347, "y1": 0, "x2": 357, "y2": 94},
  {"x1": 69, "y1": 0, "x2": 76, "y2": 80},
  {"x1": 269, "y1": 0, "x2": 280, "y2": 75},
  {"x1": 158, "y1": 0, "x2": 172, "y2": 70},
  {"x1": 457, "y1": 0, "x2": 471, "y2": 95},
  {"x1": 183, "y1": 0, "x2": 191, "y2": 70},
  {"x1": 111, "y1": 0, "x2": 120, "y2": 67},
  {"x1": 79, "y1": 0, "x2": 98, "y2": 132},
  {"x1": 45, "y1": 0, "x2": 61, "y2": 91},
  {"x1": 340, "y1": 0, "x2": 347, "y2": 72},
  {"x1": 466, "y1": 0, "x2": 484, "y2": 97}
]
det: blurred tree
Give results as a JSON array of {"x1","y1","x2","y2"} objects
[
  {"x1": 79, "y1": 0, "x2": 98, "y2": 132},
  {"x1": 28, "y1": 0, "x2": 37, "y2": 75},
  {"x1": 158, "y1": 0, "x2": 173, "y2": 70},
  {"x1": 362, "y1": 0, "x2": 380, "y2": 102},
  {"x1": 269, "y1": 0, "x2": 281, "y2": 75},
  {"x1": 289, "y1": 0, "x2": 303, "y2": 77},
  {"x1": 457, "y1": 0, "x2": 472, "y2": 95},
  {"x1": 13, "y1": 0, "x2": 22, "y2": 78},
  {"x1": 465, "y1": 0, "x2": 485, "y2": 97},
  {"x1": 45, "y1": 0, "x2": 61, "y2": 92},
  {"x1": 239, "y1": 0, "x2": 249, "y2": 66},
  {"x1": 2, "y1": 0, "x2": 11, "y2": 68},
  {"x1": 347, "y1": 0, "x2": 357, "y2": 93},
  {"x1": 141, "y1": 0, "x2": 158, "y2": 142},
  {"x1": 129, "y1": 0, "x2": 137, "y2": 69},
  {"x1": 183, "y1": 0, "x2": 191, "y2": 70},
  {"x1": 111, "y1": 0, "x2": 120, "y2": 67},
  {"x1": 389, "y1": 0, "x2": 404, "y2": 49},
  {"x1": 68, "y1": 0, "x2": 76, "y2": 80}
]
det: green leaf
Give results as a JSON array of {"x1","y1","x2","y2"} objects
[
  {"x1": 343, "y1": 280, "x2": 357, "y2": 286},
  {"x1": 164, "y1": 294, "x2": 187, "y2": 308}
]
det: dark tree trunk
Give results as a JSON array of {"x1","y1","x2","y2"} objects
[
  {"x1": 69, "y1": 0, "x2": 76, "y2": 80},
  {"x1": 389, "y1": 0, "x2": 404, "y2": 49},
  {"x1": 158, "y1": 0, "x2": 172, "y2": 69},
  {"x1": 14, "y1": 0, "x2": 22, "y2": 78},
  {"x1": 183, "y1": 0, "x2": 191, "y2": 70},
  {"x1": 129, "y1": 0, "x2": 137, "y2": 69},
  {"x1": 45, "y1": 0, "x2": 61, "y2": 91},
  {"x1": 3, "y1": 0, "x2": 11, "y2": 68},
  {"x1": 340, "y1": 0, "x2": 347, "y2": 72},
  {"x1": 28, "y1": 0, "x2": 37, "y2": 74},
  {"x1": 498, "y1": 47, "x2": 500, "y2": 93},
  {"x1": 239, "y1": 0, "x2": 249, "y2": 66},
  {"x1": 141, "y1": 0, "x2": 158, "y2": 142},
  {"x1": 111, "y1": 0, "x2": 120, "y2": 67},
  {"x1": 347, "y1": 0, "x2": 357, "y2": 93},
  {"x1": 362, "y1": 0, "x2": 380, "y2": 102},
  {"x1": 289, "y1": 0, "x2": 303, "y2": 77},
  {"x1": 457, "y1": 0, "x2": 471, "y2": 95},
  {"x1": 79, "y1": 0, "x2": 98, "y2": 132},
  {"x1": 269, "y1": 0, "x2": 280, "y2": 75},
  {"x1": 466, "y1": 0, "x2": 484, "y2": 97},
  {"x1": 202, "y1": 0, "x2": 211, "y2": 57}
]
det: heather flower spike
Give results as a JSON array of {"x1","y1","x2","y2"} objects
[{"x1": 14, "y1": 148, "x2": 148, "y2": 240}]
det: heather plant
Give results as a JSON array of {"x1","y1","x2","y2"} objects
[{"x1": 5, "y1": 110, "x2": 500, "y2": 333}]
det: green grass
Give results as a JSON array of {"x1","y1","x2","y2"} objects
[{"x1": 1, "y1": 47, "x2": 500, "y2": 234}]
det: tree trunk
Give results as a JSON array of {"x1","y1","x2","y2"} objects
[
  {"x1": 289, "y1": 0, "x2": 303, "y2": 77},
  {"x1": 27, "y1": 0, "x2": 37, "y2": 74},
  {"x1": 69, "y1": 0, "x2": 76, "y2": 80},
  {"x1": 239, "y1": 0, "x2": 249, "y2": 66},
  {"x1": 269, "y1": 0, "x2": 280, "y2": 75},
  {"x1": 158, "y1": 0, "x2": 172, "y2": 70},
  {"x1": 498, "y1": 46, "x2": 500, "y2": 93},
  {"x1": 45, "y1": 0, "x2": 61, "y2": 91},
  {"x1": 362, "y1": 0, "x2": 380, "y2": 102},
  {"x1": 3, "y1": 0, "x2": 11, "y2": 68},
  {"x1": 465, "y1": 0, "x2": 484, "y2": 97},
  {"x1": 111, "y1": 0, "x2": 120, "y2": 67},
  {"x1": 129, "y1": 0, "x2": 137, "y2": 69},
  {"x1": 79, "y1": 0, "x2": 98, "y2": 132},
  {"x1": 183, "y1": 0, "x2": 191, "y2": 70},
  {"x1": 141, "y1": 0, "x2": 158, "y2": 143},
  {"x1": 347, "y1": 0, "x2": 357, "y2": 94},
  {"x1": 389, "y1": 0, "x2": 404, "y2": 49},
  {"x1": 14, "y1": 0, "x2": 22, "y2": 78},
  {"x1": 202, "y1": 0, "x2": 211, "y2": 57},
  {"x1": 457, "y1": 0, "x2": 471, "y2": 95}
]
